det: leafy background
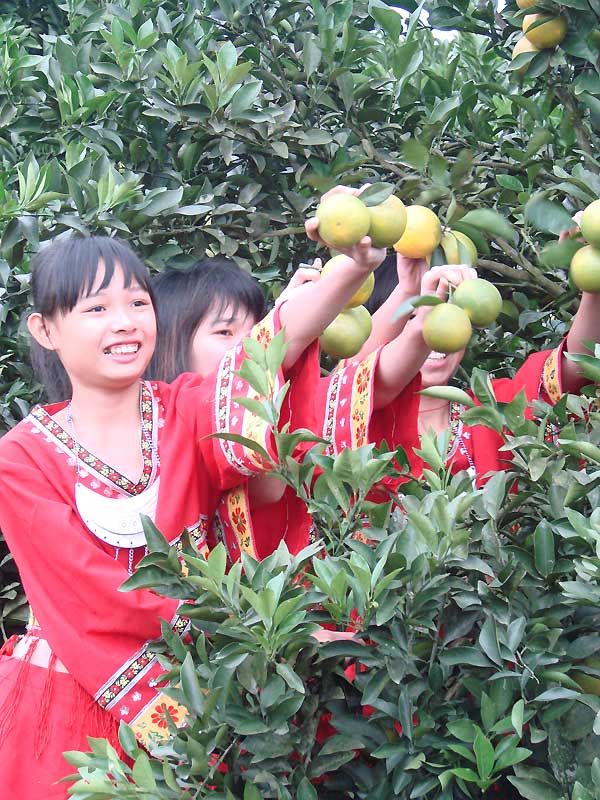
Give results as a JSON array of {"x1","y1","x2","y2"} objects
[{"x1": 0, "y1": 0, "x2": 599, "y2": 795}]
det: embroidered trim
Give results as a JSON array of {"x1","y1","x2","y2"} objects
[
  {"x1": 349, "y1": 352, "x2": 376, "y2": 449},
  {"x1": 323, "y1": 370, "x2": 342, "y2": 456},
  {"x1": 28, "y1": 383, "x2": 156, "y2": 496},
  {"x1": 446, "y1": 401, "x2": 463, "y2": 462},
  {"x1": 94, "y1": 612, "x2": 190, "y2": 711},
  {"x1": 130, "y1": 691, "x2": 188, "y2": 749},
  {"x1": 542, "y1": 346, "x2": 562, "y2": 405}
]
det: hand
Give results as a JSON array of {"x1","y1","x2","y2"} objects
[
  {"x1": 395, "y1": 254, "x2": 429, "y2": 294},
  {"x1": 305, "y1": 185, "x2": 386, "y2": 275},
  {"x1": 420, "y1": 263, "x2": 478, "y2": 301},
  {"x1": 274, "y1": 262, "x2": 322, "y2": 308}
]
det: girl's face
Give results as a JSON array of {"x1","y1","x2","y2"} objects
[
  {"x1": 190, "y1": 303, "x2": 256, "y2": 378},
  {"x1": 29, "y1": 262, "x2": 156, "y2": 393},
  {"x1": 420, "y1": 348, "x2": 465, "y2": 389}
]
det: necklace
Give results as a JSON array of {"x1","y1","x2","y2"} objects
[{"x1": 66, "y1": 387, "x2": 156, "y2": 574}]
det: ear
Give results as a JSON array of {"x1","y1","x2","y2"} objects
[{"x1": 28, "y1": 312, "x2": 56, "y2": 351}]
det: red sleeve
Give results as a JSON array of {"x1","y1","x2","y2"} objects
[
  {"x1": 164, "y1": 308, "x2": 321, "y2": 491},
  {"x1": 0, "y1": 443, "x2": 188, "y2": 749}
]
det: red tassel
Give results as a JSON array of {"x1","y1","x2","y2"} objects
[
  {"x1": 0, "y1": 636, "x2": 37, "y2": 741},
  {"x1": 69, "y1": 680, "x2": 120, "y2": 752},
  {"x1": 34, "y1": 652, "x2": 57, "y2": 758}
]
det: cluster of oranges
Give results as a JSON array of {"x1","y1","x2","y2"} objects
[
  {"x1": 511, "y1": 1, "x2": 568, "y2": 73},
  {"x1": 314, "y1": 194, "x2": 502, "y2": 358}
]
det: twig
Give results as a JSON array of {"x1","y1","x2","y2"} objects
[{"x1": 493, "y1": 237, "x2": 563, "y2": 298}]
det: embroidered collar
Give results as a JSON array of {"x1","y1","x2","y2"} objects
[{"x1": 29, "y1": 382, "x2": 156, "y2": 496}]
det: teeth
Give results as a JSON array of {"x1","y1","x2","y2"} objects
[
  {"x1": 427, "y1": 351, "x2": 447, "y2": 361},
  {"x1": 107, "y1": 344, "x2": 139, "y2": 355}
]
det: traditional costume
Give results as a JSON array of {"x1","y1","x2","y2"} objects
[
  {"x1": 213, "y1": 346, "x2": 422, "y2": 560},
  {"x1": 0, "y1": 310, "x2": 318, "y2": 799},
  {"x1": 442, "y1": 345, "x2": 562, "y2": 483}
]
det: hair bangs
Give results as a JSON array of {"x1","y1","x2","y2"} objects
[{"x1": 32, "y1": 236, "x2": 152, "y2": 317}]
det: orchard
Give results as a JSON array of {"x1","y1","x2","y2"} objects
[{"x1": 1, "y1": 1, "x2": 600, "y2": 798}]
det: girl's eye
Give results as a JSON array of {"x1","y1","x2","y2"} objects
[
  {"x1": 132, "y1": 299, "x2": 150, "y2": 307},
  {"x1": 215, "y1": 329, "x2": 233, "y2": 337},
  {"x1": 86, "y1": 305, "x2": 105, "y2": 313}
]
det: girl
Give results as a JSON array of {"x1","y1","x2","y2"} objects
[
  {"x1": 360, "y1": 242, "x2": 600, "y2": 483},
  {"x1": 0, "y1": 218, "x2": 382, "y2": 797},
  {"x1": 148, "y1": 254, "x2": 474, "y2": 561}
]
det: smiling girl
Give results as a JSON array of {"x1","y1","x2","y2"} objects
[{"x1": 0, "y1": 221, "x2": 383, "y2": 798}]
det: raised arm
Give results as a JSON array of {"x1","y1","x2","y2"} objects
[
  {"x1": 372, "y1": 265, "x2": 476, "y2": 409},
  {"x1": 357, "y1": 254, "x2": 429, "y2": 358},
  {"x1": 278, "y1": 186, "x2": 386, "y2": 369},
  {"x1": 558, "y1": 213, "x2": 600, "y2": 393}
]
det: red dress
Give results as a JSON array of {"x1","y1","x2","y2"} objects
[
  {"x1": 213, "y1": 346, "x2": 422, "y2": 559},
  {"x1": 445, "y1": 345, "x2": 563, "y2": 483},
  {"x1": 0, "y1": 310, "x2": 318, "y2": 799}
]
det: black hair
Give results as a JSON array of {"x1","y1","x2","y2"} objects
[
  {"x1": 147, "y1": 257, "x2": 266, "y2": 383},
  {"x1": 364, "y1": 253, "x2": 399, "y2": 315},
  {"x1": 29, "y1": 236, "x2": 153, "y2": 402}
]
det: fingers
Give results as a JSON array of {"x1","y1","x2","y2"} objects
[
  {"x1": 305, "y1": 217, "x2": 320, "y2": 242},
  {"x1": 288, "y1": 267, "x2": 321, "y2": 288},
  {"x1": 421, "y1": 264, "x2": 477, "y2": 299},
  {"x1": 319, "y1": 185, "x2": 361, "y2": 202}
]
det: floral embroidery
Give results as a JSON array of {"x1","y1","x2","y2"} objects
[
  {"x1": 232, "y1": 506, "x2": 247, "y2": 533},
  {"x1": 150, "y1": 703, "x2": 180, "y2": 729}
]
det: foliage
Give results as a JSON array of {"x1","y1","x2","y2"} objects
[{"x1": 60, "y1": 337, "x2": 600, "y2": 799}]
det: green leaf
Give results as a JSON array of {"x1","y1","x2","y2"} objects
[
  {"x1": 459, "y1": 208, "x2": 517, "y2": 245},
  {"x1": 419, "y1": 386, "x2": 474, "y2": 407},
  {"x1": 474, "y1": 730, "x2": 495, "y2": 780},
  {"x1": 180, "y1": 651, "x2": 204, "y2": 715},
  {"x1": 512, "y1": 699, "x2": 525, "y2": 738},
  {"x1": 525, "y1": 196, "x2": 575, "y2": 235},
  {"x1": 359, "y1": 182, "x2": 394, "y2": 206},
  {"x1": 534, "y1": 521, "x2": 555, "y2": 577},
  {"x1": 369, "y1": 0, "x2": 404, "y2": 39}
]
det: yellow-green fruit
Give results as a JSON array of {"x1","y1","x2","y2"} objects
[
  {"x1": 367, "y1": 195, "x2": 407, "y2": 248},
  {"x1": 393, "y1": 205, "x2": 442, "y2": 258},
  {"x1": 452, "y1": 278, "x2": 503, "y2": 327},
  {"x1": 523, "y1": 14, "x2": 568, "y2": 49},
  {"x1": 320, "y1": 305, "x2": 373, "y2": 359},
  {"x1": 320, "y1": 254, "x2": 375, "y2": 309},
  {"x1": 315, "y1": 194, "x2": 370, "y2": 249},
  {"x1": 573, "y1": 657, "x2": 600, "y2": 696},
  {"x1": 579, "y1": 199, "x2": 600, "y2": 248},
  {"x1": 570, "y1": 245, "x2": 600, "y2": 293},
  {"x1": 422, "y1": 303, "x2": 472, "y2": 354},
  {"x1": 511, "y1": 36, "x2": 540, "y2": 72},
  {"x1": 441, "y1": 230, "x2": 478, "y2": 266},
  {"x1": 517, "y1": 0, "x2": 537, "y2": 8}
]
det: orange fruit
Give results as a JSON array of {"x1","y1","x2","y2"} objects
[
  {"x1": 320, "y1": 305, "x2": 372, "y2": 359},
  {"x1": 320, "y1": 254, "x2": 375, "y2": 309},
  {"x1": 315, "y1": 194, "x2": 370, "y2": 249},
  {"x1": 517, "y1": 0, "x2": 536, "y2": 7},
  {"x1": 393, "y1": 206, "x2": 442, "y2": 258},
  {"x1": 570, "y1": 245, "x2": 600, "y2": 293},
  {"x1": 579, "y1": 199, "x2": 600, "y2": 248},
  {"x1": 523, "y1": 14, "x2": 567, "y2": 49},
  {"x1": 452, "y1": 278, "x2": 502, "y2": 327},
  {"x1": 511, "y1": 36, "x2": 540, "y2": 73},
  {"x1": 367, "y1": 195, "x2": 407, "y2": 248},
  {"x1": 422, "y1": 303, "x2": 472, "y2": 353}
]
